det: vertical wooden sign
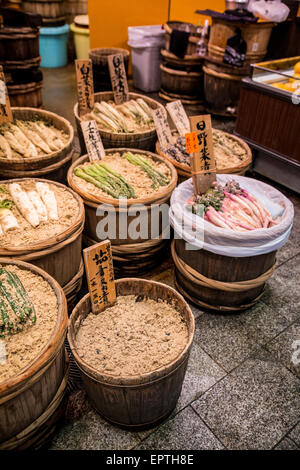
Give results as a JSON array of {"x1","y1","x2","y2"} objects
[
  {"x1": 0, "y1": 67, "x2": 12, "y2": 123},
  {"x1": 83, "y1": 240, "x2": 116, "y2": 314},
  {"x1": 108, "y1": 54, "x2": 129, "y2": 104},
  {"x1": 81, "y1": 120, "x2": 105, "y2": 161},
  {"x1": 187, "y1": 115, "x2": 216, "y2": 195},
  {"x1": 152, "y1": 108, "x2": 173, "y2": 149},
  {"x1": 166, "y1": 100, "x2": 190, "y2": 136},
  {"x1": 75, "y1": 59, "x2": 94, "y2": 116}
]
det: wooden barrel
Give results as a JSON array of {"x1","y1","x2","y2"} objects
[
  {"x1": 0, "y1": 27, "x2": 40, "y2": 61},
  {"x1": 74, "y1": 92, "x2": 165, "y2": 154},
  {"x1": 155, "y1": 131, "x2": 253, "y2": 183},
  {"x1": 163, "y1": 22, "x2": 202, "y2": 57},
  {"x1": 89, "y1": 48, "x2": 130, "y2": 93},
  {"x1": 68, "y1": 150, "x2": 177, "y2": 243},
  {"x1": 0, "y1": 178, "x2": 85, "y2": 289},
  {"x1": 65, "y1": 0, "x2": 88, "y2": 23},
  {"x1": 203, "y1": 63, "x2": 245, "y2": 116},
  {"x1": 0, "y1": 107, "x2": 74, "y2": 172},
  {"x1": 160, "y1": 64, "x2": 203, "y2": 99},
  {"x1": 68, "y1": 278, "x2": 194, "y2": 429},
  {"x1": 22, "y1": 1, "x2": 65, "y2": 19},
  {"x1": 208, "y1": 43, "x2": 267, "y2": 67},
  {"x1": 63, "y1": 257, "x2": 84, "y2": 311},
  {"x1": 161, "y1": 49, "x2": 203, "y2": 70},
  {"x1": 172, "y1": 239, "x2": 277, "y2": 312},
  {"x1": 7, "y1": 81, "x2": 43, "y2": 108},
  {"x1": 209, "y1": 19, "x2": 274, "y2": 57},
  {"x1": 0, "y1": 258, "x2": 68, "y2": 450}
]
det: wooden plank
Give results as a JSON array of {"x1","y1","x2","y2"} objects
[
  {"x1": 188, "y1": 115, "x2": 216, "y2": 195},
  {"x1": 75, "y1": 59, "x2": 94, "y2": 116},
  {"x1": 83, "y1": 240, "x2": 116, "y2": 314},
  {"x1": 166, "y1": 100, "x2": 190, "y2": 136},
  {"x1": 152, "y1": 107, "x2": 173, "y2": 149},
  {"x1": 0, "y1": 67, "x2": 12, "y2": 123},
  {"x1": 107, "y1": 54, "x2": 129, "y2": 104},
  {"x1": 81, "y1": 120, "x2": 105, "y2": 161}
]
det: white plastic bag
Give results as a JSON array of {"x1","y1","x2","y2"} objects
[
  {"x1": 248, "y1": 0, "x2": 290, "y2": 23},
  {"x1": 169, "y1": 175, "x2": 294, "y2": 257}
]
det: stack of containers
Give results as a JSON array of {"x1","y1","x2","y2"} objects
[{"x1": 0, "y1": 7, "x2": 43, "y2": 107}]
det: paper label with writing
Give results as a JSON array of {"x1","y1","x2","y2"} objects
[
  {"x1": 0, "y1": 69, "x2": 12, "y2": 123},
  {"x1": 189, "y1": 115, "x2": 216, "y2": 195},
  {"x1": 185, "y1": 132, "x2": 199, "y2": 154},
  {"x1": 81, "y1": 120, "x2": 105, "y2": 161},
  {"x1": 75, "y1": 59, "x2": 94, "y2": 116},
  {"x1": 166, "y1": 100, "x2": 190, "y2": 136},
  {"x1": 83, "y1": 240, "x2": 116, "y2": 314},
  {"x1": 152, "y1": 108, "x2": 173, "y2": 149},
  {"x1": 108, "y1": 54, "x2": 129, "y2": 104}
]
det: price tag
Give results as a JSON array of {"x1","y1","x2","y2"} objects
[
  {"x1": 83, "y1": 240, "x2": 116, "y2": 314},
  {"x1": 166, "y1": 100, "x2": 190, "y2": 136},
  {"x1": 0, "y1": 67, "x2": 12, "y2": 123},
  {"x1": 152, "y1": 108, "x2": 173, "y2": 149},
  {"x1": 185, "y1": 132, "x2": 199, "y2": 154},
  {"x1": 189, "y1": 115, "x2": 216, "y2": 195},
  {"x1": 81, "y1": 120, "x2": 105, "y2": 161},
  {"x1": 108, "y1": 54, "x2": 129, "y2": 104},
  {"x1": 75, "y1": 59, "x2": 94, "y2": 117}
]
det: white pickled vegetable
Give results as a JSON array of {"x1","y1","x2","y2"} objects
[
  {"x1": 36, "y1": 182, "x2": 58, "y2": 221},
  {"x1": 0, "y1": 208, "x2": 19, "y2": 232},
  {"x1": 0, "y1": 134, "x2": 12, "y2": 159},
  {"x1": 9, "y1": 183, "x2": 40, "y2": 227},
  {"x1": 28, "y1": 190, "x2": 48, "y2": 222}
]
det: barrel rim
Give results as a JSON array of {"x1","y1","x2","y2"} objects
[
  {"x1": 67, "y1": 149, "x2": 178, "y2": 207},
  {"x1": 0, "y1": 177, "x2": 85, "y2": 255},
  {"x1": 68, "y1": 278, "x2": 195, "y2": 386},
  {"x1": 0, "y1": 258, "x2": 68, "y2": 395}
]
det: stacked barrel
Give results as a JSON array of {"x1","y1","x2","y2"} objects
[
  {"x1": 159, "y1": 22, "x2": 204, "y2": 105},
  {"x1": 22, "y1": 0, "x2": 66, "y2": 26},
  {"x1": 204, "y1": 18, "x2": 274, "y2": 116}
]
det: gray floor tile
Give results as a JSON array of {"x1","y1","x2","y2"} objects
[
  {"x1": 266, "y1": 320, "x2": 300, "y2": 378},
  {"x1": 193, "y1": 311, "x2": 263, "y2": 372},
  {"x1": 50, "y1": 409, "x2": 141, "y2": 450},
  {"x1": 288, "y1": 422, "x2": 300, "y2": 446},
  {"x1": 274, "y1": 437, "x2": 299, "y2": 450},
  {"x1": 276, "y1": 206, "x2": 300, "y2": 266},
  {"x1": 176, "y1": 342, "x2": 226, "y2": 411},
  {"x1": 266, "y1": 255, "x2": 300, "y2": 309},
  {"x1": 192, "y1": 349, "x2": 300, "y2": 450},
  {"x1": 136, "y1": 406, "x2": 224, "y2": 450}
]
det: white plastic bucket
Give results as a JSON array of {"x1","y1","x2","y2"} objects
[{"x1": 128, "y1": 25, "x2": 165, "y2": 92}]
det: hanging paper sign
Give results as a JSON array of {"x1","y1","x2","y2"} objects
[
  {"x1": 188, "y1": 115, "x2": 216, "y2": 195},
  {"x1": 166, "y1": 100, "x2": 190, "y2": 136},
  {"x1": 0, "y1": 67, "x2": 12, "y2": 123},
  {"x1": 75, "y1": 59, "x2": 94, "y2": 116},
  {"x1": 153, "y1": 108, "x2": 173, "y2": 149},
  {"x1": 108, "y1": 54, "x2": 129, "y2": 104},
  {"x1": 83, "y1": 240, "x2": 116, "y2": 314},
  {"x1": 81, "y1": 120, "x2": 105, "y2": 161}
]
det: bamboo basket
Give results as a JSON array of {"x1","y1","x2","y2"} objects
[
  {"x1": 67, "y1": 150, "x2": 177, "y2": 243},
  {"x1": 209, "y1": 19, "x2": 274, "y2": 57},
  {"x1": 163, "y1": 22, "x2": 202, "y2": 57},
  {"x1": 172, "y1": 239, "x2": 277, "y2": 312},
  {"x1": 0, "y1": 258, "x2": 68, "y2": 449},
  {"x1": 0, "y1": 178, "x2": 84, "y2": 288},
  {"x1": 155, "y1": 130, "x2": 252, "y2": 183},
  {"x1": 0, "y1": 27, "x2": 40, "y2": 61},
  {"x1": 22, "y1": 1, "x2": 65, "y2": 18},
  {"x1": 160, "y1": 64, "x2": 203, "y2": 98},
  {"x1": 74, "y1": 92, "x2": 165, "y2": 154},
  {"x1": 89, "y1": 48, "x2": 129, "y2": 93},
  {"x1": 68, "y1": 278, "x2": 195, "y2": 429},
  {"x1": 0, "y1": 107, "x2": 74, "y2": 171}
]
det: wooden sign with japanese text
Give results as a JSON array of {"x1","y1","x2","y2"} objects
[
  {"x1": 166, "y1": 100, "x2": 190, "y2": 136},
  {"x1": 108, "y1": 54, "x2": 129, "y2": 105},
  {"x1": 83, "y1": 240, "x2": 116, "y2": 314},
  {"x1": 81, "y1": 120, "x2": 105, "y2": 161},
  {"x1": 153, "y1": 107, "x2": 173, "y2": 149},
  {"x1": 75, "y1": 59, "x2": 94, "y2": 116},
  {"x1": 189, "y1": 115, "x2": 216, "y2": 195},
  {"x1": 0, "y1": 67, "x2": 12, "y2": 123}
]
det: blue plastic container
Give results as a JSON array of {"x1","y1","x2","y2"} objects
[{"x1": 40, "y1": 24, "x2": 70, "y2": 68}]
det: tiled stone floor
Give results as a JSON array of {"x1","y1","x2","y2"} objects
[{"x1": 42, "y1": 66, "x2": 300, "y2": 450}]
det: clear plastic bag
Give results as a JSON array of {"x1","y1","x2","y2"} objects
[
  {"x1": 247, "y1": 0, "x2": 290, "y2": 23},
  {"x1": 169, "y1": 175, "x2": 294, "y2": 257}
]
